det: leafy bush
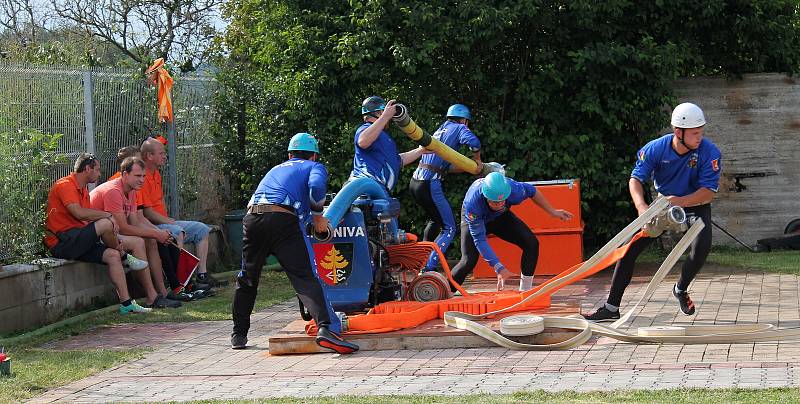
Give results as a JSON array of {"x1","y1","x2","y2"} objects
[
  {"x1": 0, "y1": 130, "x2": 64, "y2": 264},
  {"x1": 214, "y1": 0, "x2": 800, "y2": 245}
]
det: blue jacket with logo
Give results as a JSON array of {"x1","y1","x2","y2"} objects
[
  {"x1": 412, "y1": 120, "x2": 481, "y2": 181},
  {"x1": 350, "y1": 122, "x2": 402, "y2": 191},
  {"x1": 631, "y1": 134, "x2": 722, "y2": 196}
]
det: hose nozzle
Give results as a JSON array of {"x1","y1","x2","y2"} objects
[
  {"x1": 392, "y1": 103, "x2": 412, "y2": 126},
  {"x1": 645, "y1": 205, "x2": 688, "y2": 237}
]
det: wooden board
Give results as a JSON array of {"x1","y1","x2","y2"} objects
[
  {"x1": 268, "y1": 301, "x2": 581, "y2": 355},
  {"x1": 673, "y1": 74, "x2": 800, "y2": 245}
]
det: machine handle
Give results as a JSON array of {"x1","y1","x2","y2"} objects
[{"x1": 308, "y1": 223, "x2": 334, "y2": 242}]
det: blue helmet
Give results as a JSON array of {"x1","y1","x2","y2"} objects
[
  {"x1": 481, "y1": 172, "x2": 511, "y2": 202},
  {"x1": 287, "y1": 132, "x2": 319, "y2": 153},
  {"x1": 361, "y1": 96, "x2": 386, "y2": 115},
  {"x1": 446, "y1": 104, "x2": 472, "y2": 121}
]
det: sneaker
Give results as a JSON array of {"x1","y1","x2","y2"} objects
[
  {"x1": 672, "y1": 286, "x2": 696, "y2": 315},
  {"x1": 143, "y1": 295, "x2": 182, "y2": 309},
  {"x1": 188, "y1": 280, "x2": 212, "y2": 291},
  {"x1": 122, "y1": 254, "x2": 149, "y2": 271},
  {"x1": 167, "y1": 289, "x2": 194, "y2": 302},
  {"x1": 231, "y1": 334, "x2": 248, "y2": 349},
  {"x1": 198, "y1": 272, "x2": 229, "y2": 287},
  {"x1": 196, "y1": 289, "x2": 216, "y2": 298},
  {"x1": 583, "y1": 306, "x2": 620, "y2": 322},
  {"x1": 119, "y1": 300, "x2": 152, "y2": 314},
  {"x1": 188, "y1": 289, "x2": 215, "y2": 300},
  {"x1": 316, "y1": 326, "x2": 359, "y2": 354}
]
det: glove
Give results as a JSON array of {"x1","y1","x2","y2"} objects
[{"x1": 479, "y1": 162, "x2": 506, "y2": 177}]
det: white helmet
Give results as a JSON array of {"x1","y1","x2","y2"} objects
[{"x1": 671, "y1": 102, "x2": 706, "y2": 128}]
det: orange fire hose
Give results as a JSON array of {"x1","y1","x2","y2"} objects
[{"x1": 306, "y1": 233, "x2": 646, "y2": 335}]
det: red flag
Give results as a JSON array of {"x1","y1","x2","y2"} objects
[{"x1": 176, "y1": 247, "x2": 200, "y2": 287}]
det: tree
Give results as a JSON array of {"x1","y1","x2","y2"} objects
[
  {"x1": 214, "y1": 0, "x2": 800, "y2": 245},
  {"x1": 0, "y1": 0, "x2": 52, "y2": 48},
  {"x1": 51, "y1": 0, "x2": 222, "y2": 69}
]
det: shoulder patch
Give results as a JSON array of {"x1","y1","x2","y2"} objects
[
  {"x1": 466, "y1": 212, "x2": 477, "y2": 222},
  {"x1": 638, "y1": 151, "x2": 646, "y2": 161},
  {"x1": 711, "y1": 159, "x2": 720, "y2": 172}
]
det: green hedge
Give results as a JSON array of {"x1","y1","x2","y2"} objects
[
  {"x1": 213, "y1": 0, "x2": 800, "y2": 246},
  {"x1": 0, "y1": 130, "x2": 63, "y2": 264}
]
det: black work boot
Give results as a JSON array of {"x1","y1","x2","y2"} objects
[
  {"x1": 316, "y1": 327, "x2": 359, "y2": 354},
  {"x1": 231, "y1": 333, "x2": 248, "y2": 350}
]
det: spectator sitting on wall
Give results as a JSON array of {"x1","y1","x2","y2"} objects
[
  {"x1": 90, "y1": 157, "x2": 182, "y2": 309},
  {"x1": 139, "y1": 137, "x2": 225, "y2": 287},
  {"x1": 44, "y1": 153, "x2": 152, "y2": 314},
  {"x1": 109, "y1": 146, "x2": 141, "y2": 181},
  {"x1": 108, "y1": 146, "x2": 192, "y2": 299}
]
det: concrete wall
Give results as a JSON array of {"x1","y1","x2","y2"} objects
[
  {"x1": 0, "y1": 227, "x2": 230, "y2": 335},
  {"x1": 673, "y1": 74, "x2": 800, "y2": 246},
  {"x1": 0, "y1": 259, "x2": 118, "y2": 334}
]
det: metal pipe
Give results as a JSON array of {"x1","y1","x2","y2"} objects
[{"x1": 710, "y1": 219, "x2": 758, "y2": 252}]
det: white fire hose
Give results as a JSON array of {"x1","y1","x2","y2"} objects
[{"x1": 444, "y1": 198, "x2": 800, "y2": 349}]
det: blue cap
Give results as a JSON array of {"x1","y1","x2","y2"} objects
[
  {"x1": 446, "y1": 104, "x2": 472, "y2": 121},
  {"x1": 481, "y1": 172, "x2": 511, "y2": 202},
  {"x1": 361, "y1": 96, "x2": 386, "y2": 115},
  {"x1": 287, "y1": 132, "x2": 319, "y2": 153}
]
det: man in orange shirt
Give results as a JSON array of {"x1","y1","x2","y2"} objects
[
  {"x1": 45, "y1": 153, "x2": 152, "y2": 314},
  {"x1": 91, "y1": 157, "x2": 181, "y2": 308},
  {"x1": 139, "y1": 138, "x2": 223, "y2": 287}
]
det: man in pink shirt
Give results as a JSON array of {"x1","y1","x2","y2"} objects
[{"x1": 91, "y1": 157, "x2": 181, "y2": 308}]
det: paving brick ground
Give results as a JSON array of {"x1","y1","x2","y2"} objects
[{"x1": 29, "y1": 264, "x2": 800, "y2": 402}]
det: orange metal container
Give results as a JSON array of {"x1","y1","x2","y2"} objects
[
  {"x1": 510, "y1": 180, "x2": 582, "y2": 229},
  {"x1": 472, "y1": 179, "x2": 584, "y2": 277}
]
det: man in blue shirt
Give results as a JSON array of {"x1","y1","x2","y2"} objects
[
  {"x1": 231, "y1": 133, "x2": 358, "y2": 354},
  {"x1": 584, "y1": 102, "x2": 722, "y2": 321},
  {"x1": 451, "y1": 172, "x2": 573, "y2": 292},
  {"x1": 409, "y1": 104, "x2": 483, "y2": 273},
  {"x1": 350, "y1": 96, "x2": 428, "y2": 192}
]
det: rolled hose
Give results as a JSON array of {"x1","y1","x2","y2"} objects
[{"x1": 392, "y1": 104, "x2": 504, "y2": 177}]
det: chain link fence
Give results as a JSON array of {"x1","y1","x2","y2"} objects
[{"x1": 0, "y1": 63, "x2": 225, "y2": 264}]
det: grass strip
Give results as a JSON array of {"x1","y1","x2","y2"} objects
[{"x1": 0, "y1": 268, "x2": 295, "y2": 403}]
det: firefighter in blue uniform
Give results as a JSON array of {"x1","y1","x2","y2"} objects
[
  {"x1": 350, "y1": 96, "x2": 428, "y2": 192},
  {"x1": 584, "y1": 102, "x2": 722, "y2": 322},
  {"x1": 409, "y1": 104, "x2": 483, "y2": 272},
  {"x1": 231, "y1": 133, "x2": 358, "y2": 353},
  {"x1": 451, "y1": 172, "x2": 573, "y2": 292}
]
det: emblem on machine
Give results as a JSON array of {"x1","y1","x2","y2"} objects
[{"x1": 313, "y1": 243, "x2": 354, "y2": 285}]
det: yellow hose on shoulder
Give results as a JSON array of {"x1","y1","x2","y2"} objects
[{"x1": 392, "y1": 104, "x2": 503, "y2": 177}]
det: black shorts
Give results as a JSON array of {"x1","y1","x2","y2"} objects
[{"x1": 50, "y1": 222, "x2": 107, "y2": 264}]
